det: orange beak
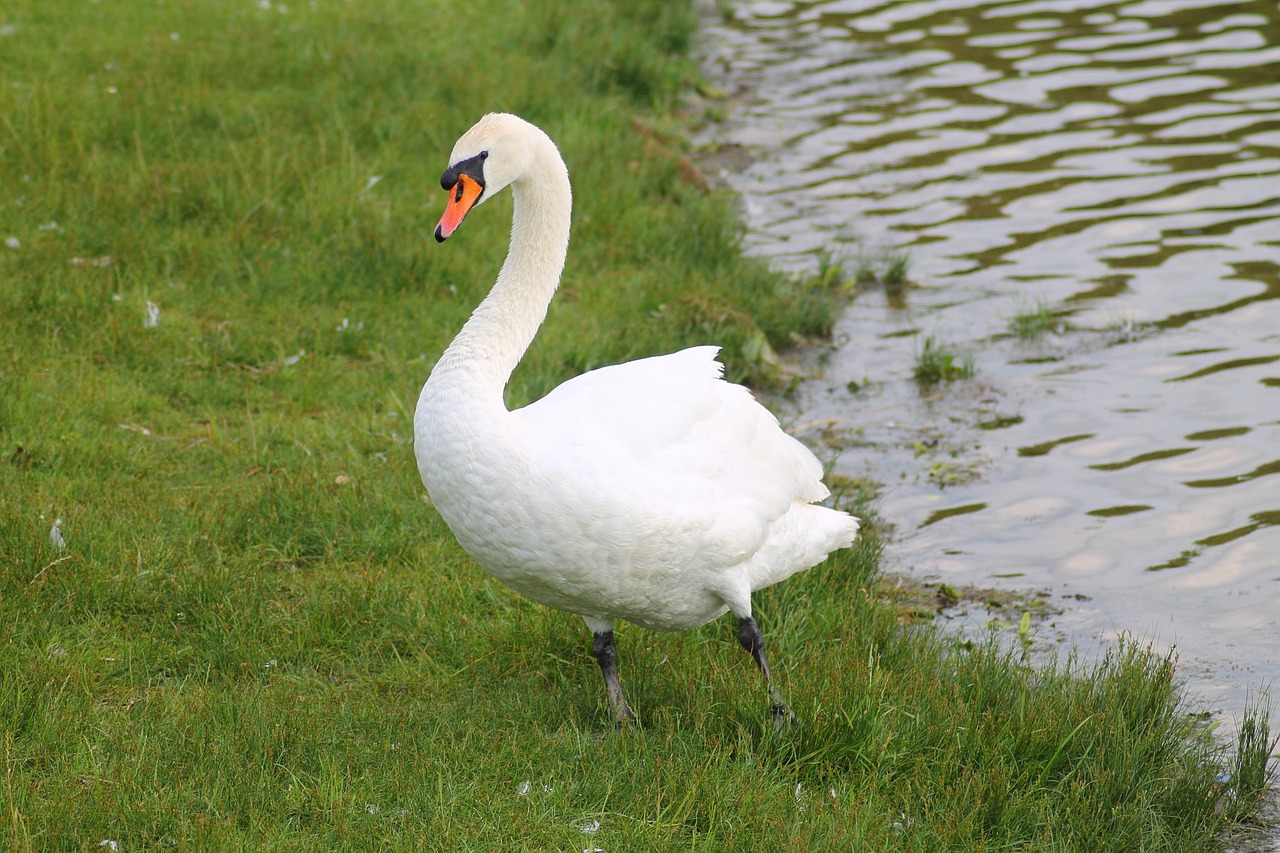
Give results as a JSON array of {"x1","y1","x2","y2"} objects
[{"x1": 435, "y1": 174, "x2": 484, "y2": 242}]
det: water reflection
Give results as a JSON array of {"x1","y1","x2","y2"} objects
[{"x1": 699, "y1": 0, "x2": 1280, "y2": 718}]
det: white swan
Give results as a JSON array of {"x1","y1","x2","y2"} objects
[{"x1": 415, "y1": 113, "x2": 859, "y2": 724}]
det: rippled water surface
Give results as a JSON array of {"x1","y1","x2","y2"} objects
[{"x1": 699, "y1": 0, "x2": 1280, "y2": 718}]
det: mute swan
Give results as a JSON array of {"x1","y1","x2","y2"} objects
[{"x1": 415, "y1": 113, "x2": 859, "y2": 725}]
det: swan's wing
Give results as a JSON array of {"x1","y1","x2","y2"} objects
[
  {"x1": 519, "y1": 345, "x2": 828, "y2": 502},
  {"x1": 511, "y1": 346, "x2": 842, "y2": 566}
]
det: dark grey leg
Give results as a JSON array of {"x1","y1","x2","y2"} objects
[
  {"x1": 737, "y1": 616, "x2": 795, "y2": 727},
  {"x1": 592, "y1": 631, "x2": 634, "y2": 724}
]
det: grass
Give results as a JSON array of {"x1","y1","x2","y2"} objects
[
  {"x1": 820, "y1": 246, "x2": 912, "y2": 288},
  {"x1": 914, "y1": 332, "x2": 976, "y2": 384},
  {"x1": 1012, "y1": 299, "x2": 1060, "y2": 340},
  {"x1": 0, "y1": 0, "x2": 1274, "y2": 849},
  {"x1": 1227, "y1": 711, "x2": 1280, "y2": 822},
  {"x1": 883, "y1": 248, "x2": 911, "y2": 286},
  {"x1": 814, "y1": 249, "x2": 850, "y2": 289}
]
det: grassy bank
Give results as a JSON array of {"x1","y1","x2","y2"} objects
[{"x1": 1, "y1": 0, "x2": 1273, "y2": 849}]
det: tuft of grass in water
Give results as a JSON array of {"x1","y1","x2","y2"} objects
[
  {"x1": 854, "y1": 254, "x2": 880, "y2": 284},
  {"x1": 882, "y1": 248, "x2": 911, "y2": 286},
  {"x1": 832, "y1": 246, "x2": 912, "y2": 287},
  {"x1": 807, "y1": 246, "x2": 911, "y2": 297},
  {"x1": 1102, "y1": 312, "x2": 1157, "y2": 344},
  {"x1": 814, "y1": 248, "x2": 849, "y2": 290},
  {"x1": 914, "y1": 332, "x2": 976, "y2": 383},
  {"x1": 1012, "y1": 298, "x2": 1059, "y2": 340},
  {"x1": 0, "y1": 0, "x2": 1272, "y2": 849},
  {"x1": 1223, "y1": 707, "x2": 1279, "y2": 821}
]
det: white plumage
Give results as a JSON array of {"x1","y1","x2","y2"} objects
[{"x1": 414, "y1": 113, "x2": 859, "y2": 723}]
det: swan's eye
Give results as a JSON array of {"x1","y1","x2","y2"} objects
[{"x1": 480, "y1": 151, "x2": 488, "y2": 160}]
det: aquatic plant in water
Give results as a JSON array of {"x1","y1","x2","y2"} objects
[{"x1": 913, "y1": 332, "x2": 974, "y2": 383}]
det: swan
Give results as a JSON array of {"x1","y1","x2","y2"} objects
[{"x1": 414, "y1": 113, "x2": 859, "y2": 724}]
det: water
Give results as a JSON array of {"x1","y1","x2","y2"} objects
[{"x1": 697, "y1": 0, "x2": 1280, "y2": 723}]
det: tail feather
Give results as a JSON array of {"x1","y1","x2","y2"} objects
[{"x1": 748, "y1": 503, "x2": 860, "y2": 591}]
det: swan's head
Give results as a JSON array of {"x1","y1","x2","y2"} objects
[{"x1": 434, "y1": 113, "x2": 541, "y2": 243}]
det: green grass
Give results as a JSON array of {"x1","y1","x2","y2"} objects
[
  {"x1": 813, "y1": 249, "x2": 850, "y2": 290},
  {"x1": 882, "y1": 248, "x2": 911, "y2": 286},
  {"x1": 1012, "y1": 299, "x2": 1060, "y2": 340},
  {"x1": 1226, "y1": 711, "x2": 1280, "y2": 822},
  {"x1": 914, "y1": 332, "x2": 976, "y2": 384},
  {"x1": 825, "y1": 246, "x2": 912, "y2": 288},
  {"x1": 1, "y1": 0, "x2": 1274, "y2": 849}
]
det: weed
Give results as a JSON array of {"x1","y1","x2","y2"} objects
[
  {"x1": 1012, "y1": 298, "x2": 1059, "y2": 340},
  {"x1": 1223, "y1": 707, "x2": 1279, "y2": 821},
  {"x1": 838, "y1": 246, "x2": 912, "y2": 286},
  {"x1": 914, "y1": 332, "x2": 976, "y2": 383},
  {"x1": 927, "y1": 458, "x2": 981, "y2": 487},
  {"x1": 854, "y1": 254, "x2": 879, "y2": 284},
  {"x1": 814, "y1": 248, "x2": 849, "y2": 289},
  {"x1": 882, "y1": 248, "x2": 911, "y2": 286}
]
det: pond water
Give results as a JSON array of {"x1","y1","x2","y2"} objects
[{"x1": 697, "y1": 0, "x2": 1280, "y2": 725}]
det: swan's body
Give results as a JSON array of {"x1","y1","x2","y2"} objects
[{"x1": 415, "y1": 113, "x2": 859, "y2": 723}]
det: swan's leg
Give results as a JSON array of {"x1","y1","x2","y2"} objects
[
  {"x1": 737, "y1": 616, "x2": 795, "y2": 728},
  {"x1": 591, "y1": 630, "x2": 634, "y2": 724}
]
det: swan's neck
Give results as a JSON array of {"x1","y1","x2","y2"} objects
[{"x1": 429, "y1": 145, "x2": 571, "y2": 407}]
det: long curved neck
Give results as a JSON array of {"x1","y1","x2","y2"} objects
[{"x1": 431, "y1": 140, "x2": 572, "y2": 406}]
